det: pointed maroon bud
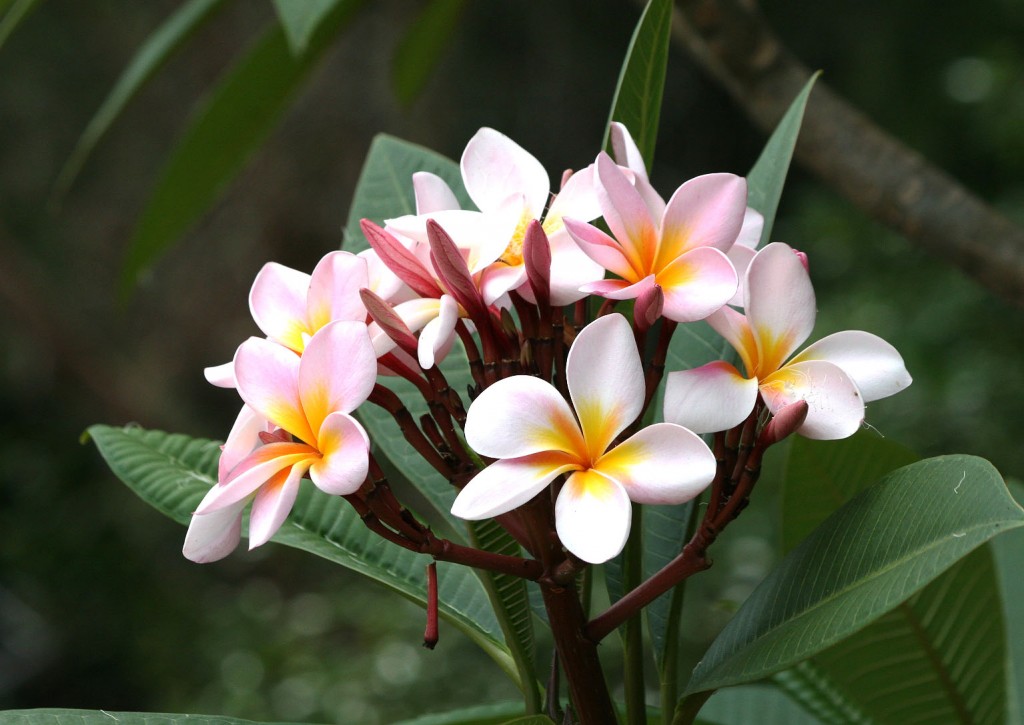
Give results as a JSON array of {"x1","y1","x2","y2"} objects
[
  {"x1": 360, "y1": 219, "x2": 443, "y2": 299},
  {"x1": 634, "y1": 283, "x2": 664, "y2": 332},
  {"x1": 360, "y1": 287, "x2": 418, "y2": 355},
  {"x1": 426, "y1": 219, "x2": 488, "y2": 321},
  {"x1": 523, "y1": 220, "x2": 551, "y2": 308},
  {"x1": 762, "y1": 400, "x2": 809, "y2": 445},
  {"x1": 792, "y1": 248, "x2": 809, "y2": 272}
]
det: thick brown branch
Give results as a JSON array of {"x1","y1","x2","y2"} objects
[{"x1": 671, "y1": 0, "x2": 1024, "y2": 305}]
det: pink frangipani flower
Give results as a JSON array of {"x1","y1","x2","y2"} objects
[
  {"x1": 184, "y1": 321, "x2": 377, "y2": 561},
  {"x1": 563, "y1": 152, "x2": 744, "y2": 323},
  {"x1": 663, "y1": 242, "x2": 912, "y2": 439},
  {"x1": 451, "y1": 313, "x2": 716, "y2": 564}
]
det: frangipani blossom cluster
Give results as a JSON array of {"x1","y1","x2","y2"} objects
[{"x1": 186, "y1": 124, "x2": 911, "y2": 567}]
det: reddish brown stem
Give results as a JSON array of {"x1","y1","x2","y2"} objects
[{"x1": 423, "y1": 562, "x2": 439, "y2": 649}]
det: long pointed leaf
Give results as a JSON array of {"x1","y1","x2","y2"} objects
[
  {"x1": 0, "y1": 710, "x2": 301, "y2": 725},
  {"x1": 272, "y1": 0, "x2": 340, "y2": 55},
  {"x1": 745, "y1": 73, "x2": 818, "y2": 247},
  {"x1": 52, "y1": 0, "x2": 229, "y2": 203},
  {"x1": 697, "y1": 685, "x2": 824, "y2": 725},
  {"x1": 391, "y1": 0, "x2": 466, "y2": 107},
  {"x1": 684, "y1": 454, "x2": 1024, "y2": 695},
  {"x1": 120, "y1": 0, "x2": 362, "y2": 295},
  {"x1": 87, "y1": 424, "x2": 517, "y2": 684},
  {"x1": 602, "y1": 0, "x2": 672, "y2": 169}
]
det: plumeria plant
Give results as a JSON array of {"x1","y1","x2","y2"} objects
[{"x1": 68, "y1": 2, "x2": 1024, "y2": 725}]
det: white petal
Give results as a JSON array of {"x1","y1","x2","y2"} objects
[
  {"x1": 555, "y1": 469, "x2": 632, "y2": 564},
  {"x1": 735, "y1": 207, "x2": 765, "y2": 249},
  {"x1": 248, "y1": 463, "x2": 304, "y2": 548},
  {"x1": 182, "y1": 498, "x2": 246, "y2": 563},
  {"x1": 566, "y1": 313, "x2": 645, "y2": 458},
  {"x1": 413, "y1": 171, "x2": 461, "y2": 214},
  {"x1": 745, "y1": 243, "x2": 816, "y2": 373},
  {"x1": 595, "y1": 423, "x2": 716, "y2": 504},
  {"x1": 218, "y1": 404, "x2": 267, "y2": 481},
  {"x1": 248, "y1": 262, "x2": 311, "y2": 352},
  {"x1": 465, "y1": 375, "x2": 584, "y2": 459},
  {"x1": 309, "y1": 412, "x2": 370, "y2": 494},
  {"x1": 789, "y1": 330, "x2": 912, "y2": 402},
  {"x1": 760, "y1": 360, "x2": 864, "y2": 440},
  {"x1": 451, "y1": 452, "x2": 579, "y2": 520},
  {"x1": 417, "y1": 295, "x2": 459, "y2": 369},
  {"x1": 461, "y1": 127, "x2": 550, "y2": 216},
  {"x1": 204, "y1": 361, "x2": 236, "y2": 388},
  {"x1": 663, "y1": 362, "x2": 758, "y2": 433}
]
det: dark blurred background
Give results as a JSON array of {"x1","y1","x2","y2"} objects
[{"x1": 2, "y1": 1, "x2": 1023, "y2": 722}]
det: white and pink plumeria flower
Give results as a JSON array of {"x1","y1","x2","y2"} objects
[
  {"x1": 563, "y1": 150, "x2": 745, "y2": 324},
  {"x1": 663, "y1": 242, "x2": 912, "y2": 439},
  {"x1": 451, "y1": 313, "x2": 716, "y2": 564},
  {"x1": 204, "y1": 249, "x2": 404, "y2": 387},
  {"x1": 183, "y1": 321, "x2": 377, "y2": 562},
  {"x1": 386, "y1": 127, "x2": 606, "y2": 306}
]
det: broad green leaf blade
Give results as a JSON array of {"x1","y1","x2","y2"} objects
[
  {"x1": 272, "y1": 0, "x2": 340, "y2": 55},
  {"x1": 392, "y1": 701, "x2": 526, "y2": 725},
  {"x1": 87, "y1": 424, "x2": 517, "y2": 684},
  {"x1": 779, "y1": 545, "x2": 1007, "y2": 724},
  {"x1": 644, "y1": 501, "x2": 695, "y2": 667},
  {"x1": 391, "y1": 0, "x2": 466, "y2": 106},
  {"x1": 992, "y1": 480, "x2": 1024, "y2": 724},
  {"x1": 684, "y1": 454, "x2": 1024, "y2": 695},
  {"x1": 602, "y1": 0, "x2": 672, "y2": 169},
  {"x1": 745, "y1": 73, "x2": 818, "y2": 247},
  {"x1": 772, "y1": 659, "x2": 872, "y2": 724},
  {"x1": 781, "y1": 431, "x2": 917, "y2": 553},
  {"x1": 51, "y1": 0, "x2": 229, "y2": 203},
  {"x1": 121, "y1": 0, "x2": 362, "y2": 295},
  {"x1": 342, "y1": 133, "x2": 474, "y2": 251},
  {"x1": 696, "y1": 685, "x2": 824, "y2": 725},
  {"x1": 0, "y1": 711, "x2": 299, "y2": 725}
]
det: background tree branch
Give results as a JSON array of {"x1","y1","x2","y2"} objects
[{"x1": 672, "y1": 0, "x2": 1024, "y2": 306}]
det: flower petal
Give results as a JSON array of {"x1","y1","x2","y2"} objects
[
  {"x1": 182, "y1": 498, "x2": 246, "y2": 563},
  {"x1": 413, "y1": 171, "x2": 460, "y2": 214},
  {"x1": 760, "y1": 360, "x2": 864, "y2": 440},
  {"x1": 706, "y1": 305, "x2": 758, "y2": 377},
  {"x1": 563, "y1": 217, "x2": 637, "y2": 281},
  {"x1": 735, "y1": 207, "x2": 764, "y2": 249},
  {"x1": 465, "y1": 375, "x2": 585, "y2": 459},
  {"x1": 298, "y1": 321, "x2": 377, "y2": 437},
  {"x1": 608, "y1": 122, "x2": 666, "y2": 219},
  {"x1": 595, "y1": 423, "x2": 716, "y2": 504},
  {"x1": 204, "y1": 361, "x2": 236, "y2": 388},
  {"x1": 479, "y1": 263, "x2": 527, "y2": 306},
  {"x1": 248, "y1": 463, "x2": 305, "y2": 548},
  {"x1": 451, "y1": 451, "x2": 580, "y2": 520},
  {"x1": 725, "y1": 243, "x2": 756, "y2": 306},
  {"x1": 656, "y1": 246, "x2": 738, "y2": 323},
  {"x1": 555, "y1": 469, "x2": 632, "y2": 564},
  {"x1": 198, "y1": 441, "x2": 317, "y2": 512},
  {"x1": 219, "y1": 404, "x2": 268, "y2": 481},
  {"x1": 418, "y1": 294, "x2": 459, "y2": 369},
  {"x1": 789, "y1": 330, "x2": 912, "y2": 402},
  {"x1": 538, "y1": 230, "x2": 605, "y2": 306},
  {"x1": 249, "y1": 262, "x2": 311, "y2": 352},
  {"x1": 545, "y1": 164, "x2": 602, "y2": 227},
  {"x1": 308, "y1": 412, "x2": 370, "y2": 494},
  {"x1": 745, "y1": 242, "x2": 816, "y2": 374},
  {"x1": 567, "y1": 313, "x2": 645, "y2": 460},
  {"x1": 234, "y1": 337, "x2": 315, "y2": 444},
  {"x1": 595, "y1": 152, "x2": 658, "y2": 274},
  {"x1": 461, "y1": 127, "x2": 549, "y2": 216},
  {"x1": 664, "y1": 361, "x2": 758, "y2": 433},
  {"x1": 306, "y1": 251, "x2": 369, "y2": 332},
  {"x1": 657, "y1": 173, "x2": 747, "y2": 268}
]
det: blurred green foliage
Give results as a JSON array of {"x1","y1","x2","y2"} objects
[{"x1": 1, "y1": 0, "x2": 1023, "y2": 722}]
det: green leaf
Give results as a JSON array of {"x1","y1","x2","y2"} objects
[
  {"x1": 499, "y1": 718, "x2": 557, "y2": 725},
  {"x1": 0, "y1": 711, "x2": 301, "y2": 725},
  {"x1": 780, "y1": 431, "x2": 918, "y2": 553},
  {"x1": 121, "y1": 0, "x2": 362, "y2": 295},
  {"x1": 644, "y1": 501, "x2": 695, "y2": 666},
  {"x1": 0, "y1": 0, "x2": 40, "y2": 52},
  {"x1": 272, "y1": 0, "x2": 341, "y2": 55},
  {"x1": 745, "y1": 73, "x2": 818, "y2": 247},
  {"x1": 392, "y1": 701, "x2": 526, "y2": 725},
  {"x1": 696, "y1": 685, "x2": 824, "y2": 725},
  {"x1": 87, "y1": 424, "x2": 518, "y2": 684},
  {"x1": 602, "y1": 0, "x2": 672, "y2": 169},
  {"x1": 391, "y1": 0, "x2": 466, "y2": 106},
  {"x1": 992, "y1": 480, "x2": 1024, "y2": 724},
  {"x1": 683, "y1": 454, "x2": 1024, "y2": 695},
  {"x1": 777, "y1": 544, "x2": 1008, "y2": 724},
  {"x1": 51, "y1": 0, "x2": 229, "y2": 203},
  {"x1": 342, "y1": 133, "x2": 474, "y2": 251}
]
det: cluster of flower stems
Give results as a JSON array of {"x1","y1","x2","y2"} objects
[{"x1": 350, "y1": 253, "x2": 800, "y2": 724}]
